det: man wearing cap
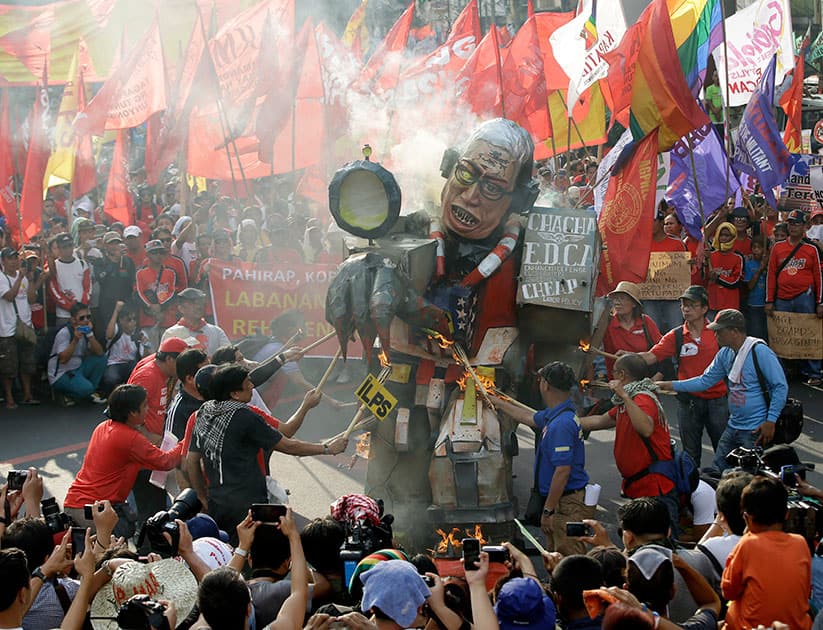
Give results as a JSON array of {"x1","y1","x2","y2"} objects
[
  {"x1": 161, "y1": 288, "x2": 229, "y2": 357},
  {"x1": 0, "y1": 248, "x2": 41, "y2": 407},
  {"x1": 127, "y1": 335, "x2": 191, "y2": 525},
  {"x1": 123, "y1": 225, "x2": 145, "y2": 268},
  {"x1": 765, "y1": 209, "x2": 823, "y2": 386},
  {"x1": 93, "y1": 231, "x2": 136, "y2": 336},
  {"x1": 657, "y1": 309, "x2": 788, "y2": 471},
  {"x1": 636, "y1": 285, "x2": 728, "y2": 467},
  {"x1": 135, "y1": 239, "x2": 179, "y2": 350},
  {"x1": 47, "y1": 302, "x2": 106, "y2": 404},
  {"x1": 48, "y1": 232, "x2": 91, "y2": 327},
  {"x1": 357, "y1": 559, "x2": 431, "y2": 629}
]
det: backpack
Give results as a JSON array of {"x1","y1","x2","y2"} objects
[{"x1": 625, "y1": 437, "x2": 700, "y2": 497}]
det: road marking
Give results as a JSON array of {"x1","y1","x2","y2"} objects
[{"x1": 0, "y1": 442, "x2": 88, "y2": 467}]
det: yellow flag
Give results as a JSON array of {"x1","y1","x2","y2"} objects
[
  {"x1": 43, "y1": 46, "x2": 82, "y2": 192},
  {"x1": 537, "y1": 84, "x2": 607, "y2": 159},
  {"x1": 342, "y1": 0, "x2": 369, "y2": 59}
]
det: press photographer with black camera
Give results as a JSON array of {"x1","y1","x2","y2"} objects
[{"x1": 63, "y1": 384, "x2": 185, "y2": 539}]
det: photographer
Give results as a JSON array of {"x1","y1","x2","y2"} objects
[
  {"x1": 63, "y1": 384, "x2": 184, "y2": 538},
  {"x1": 47, "y1": 302, "x2": 106, "y2": 405}
]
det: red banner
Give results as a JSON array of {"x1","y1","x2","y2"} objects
[{"x1": 207, "y1": 259, "x2": 356, "y2": 358}]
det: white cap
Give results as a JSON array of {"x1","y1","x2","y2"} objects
[{"x1": 123, "y1": 226, "x2": 142, "y2": 239}]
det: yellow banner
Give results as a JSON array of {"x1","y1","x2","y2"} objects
[{"x1": 355, "y1": 373, "x2": 398, "y2": 421}]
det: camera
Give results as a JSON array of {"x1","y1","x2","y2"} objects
[
  {"x1": 482, "y1": 545, "x2": 510, "y2": 563},
  {"x1": 77, "y1": 325, "x2": 92, "y2": 335},
  {"x1": 6, "y1": 470, "x2": 27, "y2": 491},
  {"x1": 138, "y1": 489, "x2": 202, "y2": 557},
  {"x1": 339, "y1": 499, "x2": 394, "y2": 589},
  {"x1": 41, "y1": 497, "x2": 72, "y2": 535},
  {"x1": 780, "y1": 464, "x2": 810, "y2": 487},
  {"x1": 117, "y1": 594, "x2": 170, "y2": 630}
]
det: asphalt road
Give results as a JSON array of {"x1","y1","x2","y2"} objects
[{"x1": 1, "y1": 362, "x2": 821, "y2": 552}]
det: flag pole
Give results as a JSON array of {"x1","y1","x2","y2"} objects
[
  {"x1": 545, "y1": 91, "x2": 559, "y2": 171},
  {"x1": 718, "y1": 0, "x2": 732, "y2": 201},
  {"x1": 557, "y1": 90, "x2": 594, "y2": 161},
  {"x1": 686, "y1": 133, "x2": 706, "y2": 227},
  {"x1": 194, "y1": 2, "x2": 249, "y2": 199}
]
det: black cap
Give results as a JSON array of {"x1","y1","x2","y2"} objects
[
  {"x1": 56, "y1": 233, "x2": 73, "y2": 246},
  {"x1": 0, "y1": 247, "x2": 18, "y2": 259},
  {"x1": 707, "y1": 309, "x2": 746, "y2": 331},
  {"x1": 178, "y1": 288, "x2": 206, "y2": 301},
  {"x1": 194, "y1": 364, "x2": 217, "y2": 399},
  {"x1": 679, "y1": 285, "x2": 709, "y2": 306},
  {"x1": 730, "y1": 206, "x2": 750, "y2": 219}
]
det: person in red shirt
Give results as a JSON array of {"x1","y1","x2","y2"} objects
[
  {"x1": 602, "y1": 281, "x2": 662, "y2": 379},
  {"x1": 63, "y1": 384, "x2": 184, "y2": 538},
  {"x1": 126, "y1": 335, "x2": 191, "y2": 532},
  {"x1": 152, "y1": 227, "x2": 188, "y2": 292},
  {"x1": 636, "y1": 285, "x2": 728, "y2": 468},
  {"x1": 123, "y1": 226, "x2": 146, "y2": 269},
  {"x1": 706, "y1": 222, "x2": 744, "y2": 314},
  {"x1": 135, "y1": 239, "x2": 179, "y2": 350},
  {"x1": 728, "y1": 206, "x2": 753, "y2": 259},
  {"x1": 644, "y1": 211, "x2": 689, "y2": 335},
  {"x1": 765, "y1": 210, "x2": 823, "y2": 385},
  {"x1": 579, "y1": 353, "x2": 678, "y2": 534}
]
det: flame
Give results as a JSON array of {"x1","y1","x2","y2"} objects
[
  {"x1": 580, "y1": 379, "x2": 590, "y2": 388},
  {"x1": 456, "y1": 370, "x2": 496, "y2": 393},
  {"x1": 428, "y1": 331, "x2": 455, "y2": 350},
  {"x1": 465, "y1": 524, "x2": 488, "y2": 545},
  {"x1": 435, "y1": 528, "x2": 463, "y2": 555},
  {"x1": 377, "y1": 349, "x2": 391, "y2": 369},
  {"x1": 355, "y1": 432, "x2": 370, "y2": 459},
  {"x1": 579, "y1": 339, "x2": 591, "y2": 352}
]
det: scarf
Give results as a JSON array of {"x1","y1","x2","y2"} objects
[
  {"x1": 611, "y1": 378, "x2": 666, "y2": 422},
  {"x1": 712, "y1": 222, "x2": 737, "y2": 253},
  {"x1": 193, "y1": 399, "x2": 245, "y2": 485},
  {"x1": 729, "y1": 336, "x2": 764, "y2": 384}
]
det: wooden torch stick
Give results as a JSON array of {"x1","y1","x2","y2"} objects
[
  {"x1": 315, "y1": 347, "x2": 342, "y2": 395},
  {"x1": 580, "y1": 346, "x2": 620, "y2": 361},
  {"x1": 491, "y1": 388, "x2": 537, "y2": 414},
  {"x1": 299, "y1": 330, "x2": 338, "y2": 354}
]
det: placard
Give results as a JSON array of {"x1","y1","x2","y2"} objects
[
  {"x1": 766, "y1": 312, "x2": 823, "y2": 360},
  {"x1": 355, "y1": 373, "x2": 398, "y2": 421},
  {"x1": 784, "y1": 155, "x2": 823, "y2": 214},
  {"x1": 639, "y1": 252, "x2": 691, "y2": 300},
  {"x1": 517, "y1": 207, "x2": 599, "y2": 312}
]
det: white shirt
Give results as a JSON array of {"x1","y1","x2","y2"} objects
[
  {"x1": 107, "y1": 323, "x2": 141, "y2": 366},
  {"x1": 0, "y1": 272, "x2": 31, "y2": 330},
  {"x1": 0, "y1": 272, "x2": 17, "y2": 337},
  {"x1": 54, "y1": 257, "x2": 88, "y2": 318},
  {"x1": 162, "y1": 321, "x2": 230, "y2": 357}
]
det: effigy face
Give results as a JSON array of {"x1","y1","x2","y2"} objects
[{"x1": 440, "y1": 139, "x2": 519, "y2": 241}]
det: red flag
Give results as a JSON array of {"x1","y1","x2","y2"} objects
[
  {"x1": 598, "y1": 128, "x2": 659, "y2": 292},
  {"x1": 356, "y1": 1, "x2": 415, "y2": 94},
  {"x1": 534, "y1": 11, "x2": 576, "y2": 91},
  {"x1": 77, "y1": 21, "x2": 166, "y2": 135},
  {"x1": 0, "y1": 89, "x2": 17, "y2": 232},
  {"x1": 528, "y1": 0, "x2": 535, "y2": 18},
  {"x1": 456, "y1": 26, "x2": 504, "y2": 118},
  {"x1": 103, "y1": 130, "x2": 134, "y2": 225},
  {"x1": 501, "y1": 16, "x2": 552, "y2": 142},
  {"x1": 496, "y1": 26, "x2": 512, "y2": 48},
  {"x1": 19, "y1": 68, "x2": 50, "y2": 242},
  {"x1": 602, "y1": 16, "x2": 646, "y2": 129},
  {"x1": 781, "y1": 37, "x2": 808, "y2": 153},
  {"x1": 72, "y1": 69, "x2": 96, "y2": 198}
]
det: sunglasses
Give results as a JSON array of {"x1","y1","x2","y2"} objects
[{"x1": 77, "y1": 314, "x2": 91, "y2": 321}]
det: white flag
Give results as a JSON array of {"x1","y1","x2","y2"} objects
[
  {"x1": 712, "y1": 0, "x2": 794, "y2": 107},
  {"x1": 549, "y1": 0, "x2": 626, "y2": 113}
]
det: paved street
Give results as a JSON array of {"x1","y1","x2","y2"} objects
[{"x1": 1, "y1": 360, "x2": 821, "y2": 551}]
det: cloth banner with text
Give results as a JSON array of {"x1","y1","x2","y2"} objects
[
  {"x1": 783, "y1": 154, "x2": 823, "y2": 214},
  {"x1": 207, "y1": 259, "x2": 353, "y2": 358}
]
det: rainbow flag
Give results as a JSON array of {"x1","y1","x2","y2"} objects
[
  {"x1": 580, "y1": 0, "x2": 598, "y2": 50},
  {"x1": 667, "y1": 0, "x2": 724, "y2": 92}
]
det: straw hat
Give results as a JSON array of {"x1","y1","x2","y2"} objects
[
  {"x1": 607, "y1": 281, "x2": 642, "y2": 306},
  {"x1": 90, "y1": 559, "x2": 198, "y2": 630}
]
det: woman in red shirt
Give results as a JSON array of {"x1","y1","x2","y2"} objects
[
  {"x1": 63, "y1": 384, "x2": 184, "y2": 537},
  {"x1": 602, "y1": 281, "x2": 662, "y2": 378}
]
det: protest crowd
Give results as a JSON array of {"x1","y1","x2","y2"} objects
[{"x1": 2, "y1": 0, "x2": 823, "y2": 629}]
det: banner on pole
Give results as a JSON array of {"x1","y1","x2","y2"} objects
[{"x1": 784, "y1": 154, "x2": 823, "y2": 214}]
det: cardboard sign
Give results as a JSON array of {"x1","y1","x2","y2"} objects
[
  {"x1": 517, "y1": 207, "x2": 599, "y2": 312},
  {"x1": 767, "y1": 312, "x2": 823, "y2": 360},
  {"x1": 355, "y1": 374, "x2": 398, "y2": 420},
  {"x1": 639, "y1": 252, "x2": 691, "y2": 300},
  {"x1": 784, "y1": 155, "x2": 823, "y2": 214}
]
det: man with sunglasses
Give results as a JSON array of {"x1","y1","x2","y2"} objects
[{"x1": 46, "y1": 302, "x2": 106, "y2": 405}]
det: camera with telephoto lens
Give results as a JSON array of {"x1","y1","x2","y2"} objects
[
  {"x1": 138, "y1": 489, "x2": 202, "y2": 557},
  {"x1": 117, "y1": 594, "x2": 170, "y2": 630},
  {"x1": 339, "y1": 499, "x2": 394, "y2": 589},
  {"x1": 41, "y1": 497, "x2": 71, "y2": 535}
]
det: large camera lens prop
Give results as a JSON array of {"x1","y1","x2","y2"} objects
[{"x1": 328, "y1": 160, "x2": 402, "y2": 240}]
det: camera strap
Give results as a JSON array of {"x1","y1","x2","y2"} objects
[{"x1": 54, "y1": 577, "x2": 95, "y2": 630}]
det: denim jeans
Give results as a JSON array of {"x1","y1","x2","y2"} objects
[
  {"x1": 713, "y1": 426, "x2": 758, "y2": 472},
  {"x1": 52, "y1": 354, "x2": 107, "y2": 400},
  {"x1": 677, "y1": 394, "x2": 729, "y2": 468},
  {"x1": 775, "y1": 290, "x2": 822, "y2": 379}
]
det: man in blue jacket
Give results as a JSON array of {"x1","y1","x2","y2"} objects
[{"x1": 657, "y1": 309, "x2": 787, "y2": 472}]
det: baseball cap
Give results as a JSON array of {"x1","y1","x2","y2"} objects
[
  {"x1": 786, "y1": 209, "x2": 806, "y2": 223},
  {"x1": 158, "y1": 337, "x2": 190, "y2": 354},
  {"x1": 145, "y1": 239, "x2": 166, "y2": 253},
  {"x1": 707, "y1": 309, "x2": 746, "y2": 331},
  {"x1": 729, "y1": 206, "x2": 750, "y2": 219},
  {"x1": 810, "y1": 208, "x2": 823, "y2": 221},
  {"x1": 56, "y1": 233, "x2": 74, "y2": 247},
  {"x1": 360, "y1": 560, "x2": 430, "y2": 628},
  {"x1": 186, "y1": 514, "x2": 230, "y2": 543},
  {"x1": 494, "y1": 577, "x2": 557, "y2": 630},
  {"x1": 76, "y1": 218, "x2": 95, "y2": 231},
  {"x1": 178, "y1": 288, "x2": 206, "y2": 301},
  {"x1": 123, "y1": 225, "x2": 142, "y2": 239},
  {"x1": 103, "y1": 231, "x2": 123, "y2": 244},
  {"x1": 679, "y1": 285, "x2": 709, "y2": 306},
  {"x1": 0, "y1": 247, "x2": 18, "y2": 259},
  {"x1": 628, "y1": 544, "x2": 673, "y2": 579},
  {"x1": 194, "y1": 364, "x2": 217, "y2": 399}
]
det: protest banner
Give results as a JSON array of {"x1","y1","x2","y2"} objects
[
  {"x1": 712, "y1": 0, "x2": 794, "y2": 107},
  {"x1": 518, "y1": 207, "x2": 599, "y2": 311},
  {"x1": 767, "y1": 311, "x2": 823, "y2": 360},
  {"x1": 207, "y1": 259, "x2": 354, "y2": 357},
  {"x1": 639, "y1": 252, "x2": 692, "y2": 300},
  {"x1": 784, "y1": 154, "x2": 823, "y2": 214}
]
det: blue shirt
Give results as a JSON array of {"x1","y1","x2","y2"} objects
[
  {"x1": 673, "y1": 341, "x2": 787, "y2": 430},
  {"x1": 743, "y1": 259, "x2": 767, "y2": 307},
  {"x1": 533, "y1": 399, "x2": 589, "y2": 495}
]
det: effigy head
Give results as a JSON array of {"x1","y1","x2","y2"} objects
[{"x1": 440, "y1": 119, "x2": 536, "y2": 241}]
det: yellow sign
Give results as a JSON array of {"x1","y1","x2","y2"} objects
[
  {"x1": 639, "y1": 251, "x2": 691, "y2": 300},
  {"x1": 355, "y1": 374, "x2": 399, "y2": 421},
  {"x1": 767, "y1": 312, "x2": 823, "y2": 360}
]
